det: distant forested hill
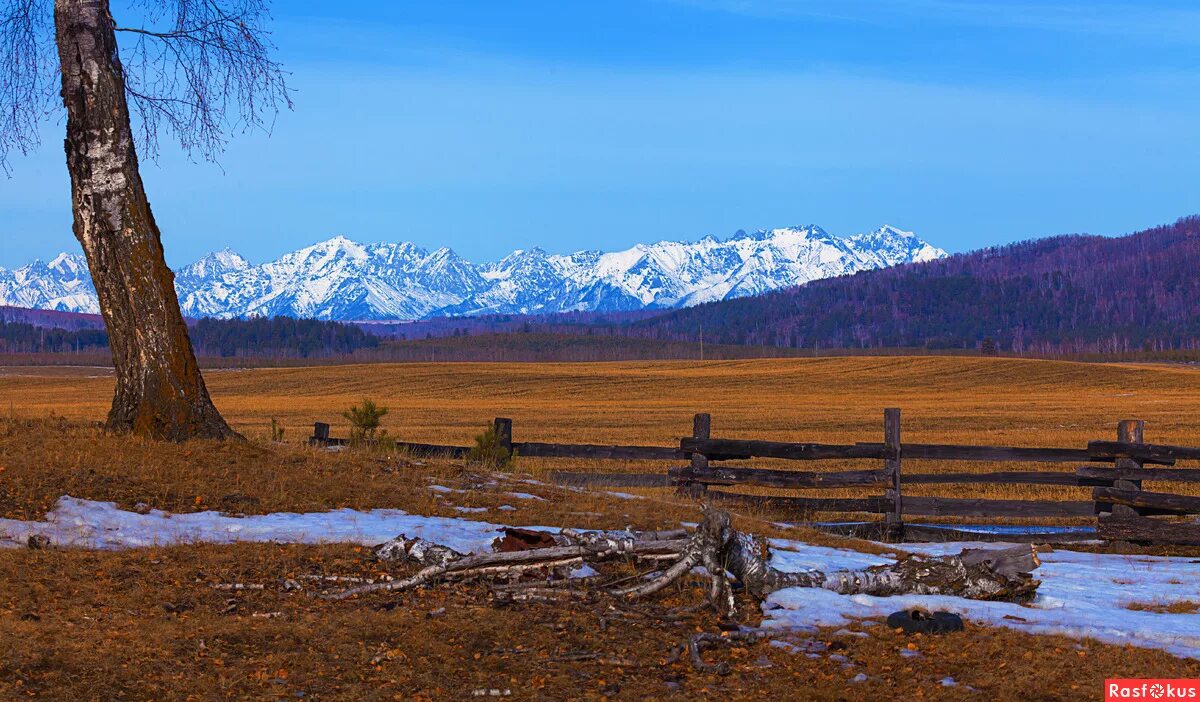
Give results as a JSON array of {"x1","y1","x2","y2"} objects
[{"x1": 627, "y1": 217, "x2": 1200, "y2": 354}]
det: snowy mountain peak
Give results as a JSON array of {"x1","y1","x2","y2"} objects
[
  {"x1": 3, "y1": 223, "x2": 947, "y2": 321},
  {"x1": 48, "y1": 252, "x2": 87, "y2": 274},
  {"x1": 180, "y1": 249, "x2": 250, "y2": 280}
]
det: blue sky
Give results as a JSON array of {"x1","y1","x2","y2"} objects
[{"x1": 3, "y1": 0, "x2": 1199, "y2": 268}]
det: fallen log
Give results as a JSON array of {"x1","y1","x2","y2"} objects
[{"x1": 695, "y1": 509, "x2": 1040, "y2": 615}]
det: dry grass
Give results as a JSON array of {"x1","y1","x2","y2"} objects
[{"x1": 1125, "y1": 600, "x2": 1200, "y2": 615}]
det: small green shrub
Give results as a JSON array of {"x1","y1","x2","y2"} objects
[
  {"x1": 343, "y1": 398, "x2": 389, "y2": 444},
  {"x1": 466, "y1": 425, "x2": 515, "y2": 470}
]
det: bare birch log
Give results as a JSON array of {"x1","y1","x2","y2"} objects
[
  {"x1": 327, "y1": 534, "x2": 688, "y2": 600},
  {"x1": 704, "y1": 509, "x2": 1040, "y2": 604}
]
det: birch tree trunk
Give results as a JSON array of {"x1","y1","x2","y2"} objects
[{"x1": 53, "y1": 0, "x2": 235, "y2": 441}]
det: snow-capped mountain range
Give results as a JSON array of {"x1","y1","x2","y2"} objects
[{"x1": 0, "y1": 225, "x2": 946, "y2": 321}]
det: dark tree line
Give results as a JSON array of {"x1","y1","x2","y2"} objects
[
  {"x1": 190, "y1": 317, "x2": 379, "y2": 358},
  {"x1": 0, "y1": 316, "x2": 378, "y2": 358},
  {"x1": 0, "y1": 317, "x2": 109, "y2": 353}
]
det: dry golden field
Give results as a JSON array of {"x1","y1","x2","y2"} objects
[
  {"x1": 7, "y1": 357, "x2": 1200, "y2": 446},
  {"x1": 5, "y1": 356, "x2": 1200, "y2": 514},
  {"x1": 8, "y1": 357, "x2": 1200, "y2": 447},
  {"x1": 3, "y1": 357, "x2": 1200, "y2": 700}
]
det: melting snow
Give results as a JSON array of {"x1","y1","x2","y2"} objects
[
  {"x1": 504, "y1": 492, "x2": 545, "y2": 501},
  {"x1": 763, "y1": 539, "x2": 1200, "y2": 659},
  {"x1": 0, "y1": 496, "x2": 524, "y2": 554}
]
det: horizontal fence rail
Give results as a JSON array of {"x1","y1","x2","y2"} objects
[
  {"x1": 705, "y1": 490, "x2": 891, "y2": 514},
  {"x1": 514, "y1": 442, "x2": 687, "y2": 461},
  {"x1": 678, "y1": 438, "x2": 889, "y2": 461},
  {"x1": 895, "y1": 496, "x2": 1098, "y2": 519},
  {"x1": 1076, "y1": 466, "x2": 1200, "y2": 483},
  {"x1": 666, "y1": 466, "x2": 890, "y2": 489}
]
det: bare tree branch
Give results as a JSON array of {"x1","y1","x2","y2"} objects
[
  {"x1": 1, "y1": 0, "x2": 291, "y2": 172},
  {"x1": 115, "y1": 0, "x2": 293, "y2": 161},
  {"x1": 0, "y1": 0, "x2": 56, "y2": 173}
]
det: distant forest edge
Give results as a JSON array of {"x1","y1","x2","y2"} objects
[
  {"x1": 0, "y1": 314, "x2": 379, "y2": 358},
  {"x1": 4, "y1": 215, "x2": 1200, "y2": 363}
]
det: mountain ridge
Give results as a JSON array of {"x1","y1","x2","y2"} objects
[
  {"x1": 0, "y1": 225, "x2": 945, "y2": 321},
  {"x1": 625, "y1": 216, "x2": 1200, "y2": 355}
]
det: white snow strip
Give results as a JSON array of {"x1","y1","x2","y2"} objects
[
  {"x1": 504, "y1": 492, "x2": 545, "y2": 501},
  {"x1": 763, "y1": 539, "x2": 1200, "y2": 659},
  {"x1": 0, "y1": 496, "x2": 535, "y2": 554}
]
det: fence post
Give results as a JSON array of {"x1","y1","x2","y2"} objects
[
  {"x1": 311, "y1": 422, "x2": 330, "y2": 446},
  {"x1": 1112, "y1": 419, "x2": 1145, "y2": 517},
  {"x1": 494, "y1": 417, "x2": 513, "y2": 459},
  {"x1": 678, "y1": 413, "x2": 711, "y2": 498},
  {"x1": 884, "y1": 408, "x2": 903, "y2": 536}
]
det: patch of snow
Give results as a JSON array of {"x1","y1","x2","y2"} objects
[
  {"x1": 763, "y1": 540, "x2": 1200, "y2": 659},
  {"x1": 570, "y1": 564, "x2": 599, "y2": 579},
  {"x1": 0, "y1": 496, "x2": 526, "y2": 554},
  {"x1": 504, "y1": 492, "x2": 545, "y2": 501}
]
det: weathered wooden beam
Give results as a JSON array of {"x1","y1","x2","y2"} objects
[
  {"x1": 677, "y1": 413, "x2": 712, "y2": 498},
  {"x1": 901, "y1": 444, "x2": 1095, "y2": 463},
  {"x1": 1092, "y1": 487, "x2": 1200, "y2": 515},
  {"x1": 679, "y1": 438, "x2": 889, "y2": 461},
  {"x1": 706, "y1": 489, "x2": 890, "y2": 513},
  {"x1": 898, "y1": 496, "x2": 1097, "y2": 518},
  {"x1": 515, "y1": 443, "x2": 686, "y2": 461},
  {"x1": 1076, "y1": 466, "x2": 1200, "y2": 483},
  {"x1": 494, "y1": 417, "x2": 513, "y2": 457},
  {"x1": 666, "y1": 466, "x2": 889, "y2": 489},
  {"x1": 884, "y1": 408, "x2": 902, "y2": 529},
  {"x1": 1097, "y1": 515, "x2": 1200, "y2": 546},
  {"x1": 1088, "y1": 440, "x2": 1200, "y2": 463},
  {"x1": 550, "y1": 471, "x2": 675, "y2": 488},
  {"x1": 903, "y1": 471, "x2": 1081, "y2": 486},
  {"x1": 1109, "y1": 420, "x2": 1145, "y2": 518}
]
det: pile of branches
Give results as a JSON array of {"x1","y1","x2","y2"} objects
[{"x1": 327, "y1": 509, "x2": 1042, "y2": 623}]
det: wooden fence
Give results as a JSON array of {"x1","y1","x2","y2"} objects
[{"x1": 310, "y1": 410, "x2": 1200, "y2": 546}]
